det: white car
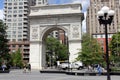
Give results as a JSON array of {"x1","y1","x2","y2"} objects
[
  {"x1": 59, "y1": 62, "x2": 71, "y2": 70},
  {"x1": 59, "y1": 61, "x2": 83, "y2": 70},
  {"x1": 71, "y1": 61, "x2": 84, "y2": 70}
]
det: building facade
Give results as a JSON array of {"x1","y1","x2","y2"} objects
[
  {"x1": 36, "y1": 0, "x2": 48, "y2": 5},
  {"x1": 4, "y1": 0, "x2": 48, "y2": 62},
  {"x1": 86, "y1": 0, "x2": 120, "y2": 52}
]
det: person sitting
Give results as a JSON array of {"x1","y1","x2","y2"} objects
[
  {"x1": 97, "y1": 64, "x2": 102, "y2": 75},
  {"x1": 2, "y1": 64, "x2": 7, "y2": 71}
]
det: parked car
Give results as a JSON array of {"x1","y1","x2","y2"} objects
[
  {"x1": 58, "y1": 62, "x2": 71, "y2": 70},
  {"x1": 71, "y1": 61, "x2": 84, "y2": 70},
  {"x1": 59, "y1": 61, "x2": 83, "y2": 70}
]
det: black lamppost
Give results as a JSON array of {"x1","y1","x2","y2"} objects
[{"x1": 97, "y1": 6, "x2": 115, "y2": 80}]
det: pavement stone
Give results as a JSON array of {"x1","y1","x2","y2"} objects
[{"x1": 0, "y1": 69, "x2": 120, "y2": 80}]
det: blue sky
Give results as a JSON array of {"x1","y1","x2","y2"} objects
[
  {"x1": 48, "y1": 0, "x2": 90, "y2": 12},
  {"x1": 0, "y1": 0, "x2": 90, "y2": 10},
  {"x1": 48, "y1": 0, "x2": 72, "y2": 4},
  {"x1": 0, "y1": 0, "x2": 4, "y2": 9}
]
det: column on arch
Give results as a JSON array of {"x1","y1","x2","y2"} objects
[{"x1": 68, "y1": 22, "x2": 82, "y2": 62}]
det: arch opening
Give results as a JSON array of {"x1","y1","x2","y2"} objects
[{"x1": 41, "y1": 27, "x2": 69, "y2": 69}]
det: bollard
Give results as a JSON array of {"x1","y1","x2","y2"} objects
[{"x1": 75, "y1": 72, "x2": 77, "y2": 76}]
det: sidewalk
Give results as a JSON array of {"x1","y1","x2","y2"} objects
[{"x1": 0, "y1": 69, "x2": 120, "y2": 80}]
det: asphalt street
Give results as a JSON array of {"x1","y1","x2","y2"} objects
[{"x1": 0, "y1": 70, "x2": 120, "y2": 80}]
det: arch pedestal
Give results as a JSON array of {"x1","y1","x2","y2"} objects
[{"x1": 29, "y1": 4, "x2": 84, "y2": 70}]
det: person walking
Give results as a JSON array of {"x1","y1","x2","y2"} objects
[
  {"x1": 27, "y1": 63, "x2": 31, "y2": 73},
  {"x1": 23, "y1": 64, "x2": 27, "y2": 73}
]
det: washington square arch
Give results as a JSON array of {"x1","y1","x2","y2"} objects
[{"x1": 29, "y1": 3, "x2": 84, "y2": 70}]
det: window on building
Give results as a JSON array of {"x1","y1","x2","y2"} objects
[
  {"x1": 13, "y1": 10, "x2": 17, "y2": 13},
  {"x1": 19, "y1": 2, "x2": 23, "y2": 5},
  {"x1": 18, "y1": 39, "x2": 22, "y2": 41},
  {"x1": 8, "y1": 19, "x2": 11, "y2": 21},
  {"x1": 12, "y1": 45, "x2": 16, "y2": 48},
  {"x1": 8, "y1": 15, "x2": 12, "y2": 17},
  {"x1": 8, "y1": 7, "x2": 12, "y2": 9},
  {"x1": 19, "y1": 7, "x2": 23, "y2": 9},
  {"x1": 12, "y1": 35, "x2": 16, "y2": 38},
  {"x1": 13, "y1": 15, "x2": 17, "y2": 17},
  {"x1": 12, "y1": 31, "x2": 16, "y2": 34},
  {"x1": 19, "y1": 10, "x2": 23, "y2": 13},
  {"x1": 7, "y1": 35, "x2": 11, "y2": 38},
  {"x1": 18, "y1": 27, "x2": 22, "y2": 29},
  {"x1": 18, "y1": 35, "x2": 22, "y2": 37},
  {"x1": 18, "y1": 23, "x2": 22, "y2": 26},
  {"x1": 19, "y1": 45, "x2": 22, "y2": 48},
  {"x1": 19, "y1": 15, "x2": 22, "y2": 17},
  {"x1": 12, "y1": 27, "x2": 16, "y2": 30},
  {"x1": 13, "y1": 23, "x2": 17, "y2": 26},
  {"x1": 8, "y1": 10, "x2": 12, "y2": 13},
  {"x1": 14, "y1": 2, "x2": 17, "y2": 5},
  {"x1": 14, "y1": 7, "x2": 17, "y2": 9},
  {"x1": 18, "y1": 18, "x2": 22, "y2": 21},
  {"x1": 8, "y1": 3, "x2": 12, "y2": 5}
]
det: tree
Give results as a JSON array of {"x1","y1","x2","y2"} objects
[
  {"x1": 77, "y1": 33, "x2": 104, "y2": 66},
  {"x1": 10, "y1": 49, "x2": 23, "y2": 68},
  {"x1": 109, "y1": 32, "x2": 120, "y2": 56},
  {"x1": 109, "y1": 32, "x2": 120, "y2": 66},
  {"x1": 45, "y1": 37, "x2": 68, "y2": 62},
  {"x1": 0, "y1": 20, "x2": 9, "y2": 65},
  {"x1": 55, "y1": 43, "x2": 68, "y2": 60}
]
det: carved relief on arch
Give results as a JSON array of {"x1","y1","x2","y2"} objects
[
  {"x1": 30, "y1": 25, "x2": 40, "y2": 41},
  {"x1": 70, "y1": 23, "x2": 81, "y2": 40}
]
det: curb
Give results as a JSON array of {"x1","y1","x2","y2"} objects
[
  {"x1": 66, "y1": 72, "x2": 120, "y2": 76},
  {"x1": 40, "y1": 70, "x2": 120, "y2": 76},
  {"x1": 40, "y1": 70, "x2": 65, "y2": 73},
  {"x1": 0, "y1": 70, "x2": 10, "y2": 73}
]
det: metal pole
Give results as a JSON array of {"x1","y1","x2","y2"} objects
[
  {"x1": 67, "y1": 36, "x2": 70, "y2": 71},
  {"x1": 104, "y1": 23, "x2": 110, "y2": 80}
]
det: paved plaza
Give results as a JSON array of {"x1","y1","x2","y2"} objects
[{"x1": 0, "y1": 70, "x2": 120, "y2": 80}]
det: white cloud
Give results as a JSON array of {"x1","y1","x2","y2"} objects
[
  {"x1": 0, "y1": 9, "x2": 4, "y2": 20},
  {"x1": 72, "y1": 0, "x2": 90, "y2": 12},
  {"x1": 72, "y1": 0, "x2": 90, "y2": 32},
  {"x1": 82, "y1": 11, "x2": 87, "y2": 33}
]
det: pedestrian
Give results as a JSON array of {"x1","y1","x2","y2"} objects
[
  {"x1": 23, "y1": 64, "x2": 27, "y2": 73},
  {"x1": 97, "y1": 64, "x2": 102, "y2": 75},
  {"x1": 27, "y1": 63, "x2": 31, "y2": 73},
  {"x1": 88, "y1": 65, "x2": 92, "y2": 72},
  {"x1": 2, "y1": 64, "x2": 7, "y2": 71}
]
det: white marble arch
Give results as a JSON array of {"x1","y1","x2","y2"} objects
[{"x1": 29, "y1": 3, "x2": 84, "y2": 70}]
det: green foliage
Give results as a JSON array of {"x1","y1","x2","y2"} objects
[
  {"x1": 46, "y1": 37, "x2": 68, "y2": 61},
  {"x1": 0, "y1": 20, "x2": 9, "y2": 65},
  {"x1": 77, "y1": 33, "x2": 104, "y2": 66},
  {"x1": 109, "y1": 32, "x2": 120, "y2": 56},
  {"x1": 56, "y1": 44, "x2": 68, "y2": 60},
  {"x1": 10, "y1": 49, "x2": 23, "y2": 68},
  {"x1": 109, "y1": 32, "x2": 120, "y2": 67}
]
